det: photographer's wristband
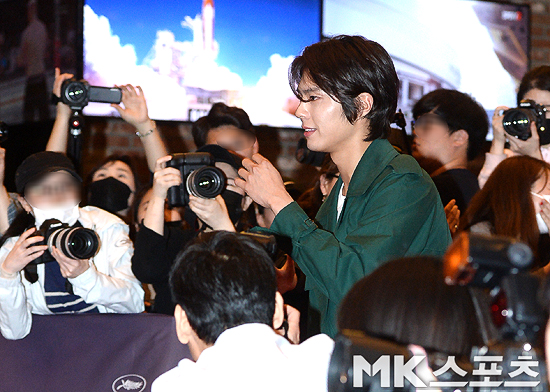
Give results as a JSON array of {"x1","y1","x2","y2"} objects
[
  {"x1": 51, "y1": 93, "x2": 61, "y2": 105},
  {"x1": 136, "y1": 121, "x2": 156, "y2": 138}
]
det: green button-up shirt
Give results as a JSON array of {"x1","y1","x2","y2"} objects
[{"x1": 259, "y1": 138, "x2": 451, "y2": 337}]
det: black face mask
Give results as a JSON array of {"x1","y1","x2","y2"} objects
[
  {"x1": 88, "y1": 177, "x2": 132, "y2": 214},
  {"x1": 222, "y1": 189, "x2": 244, "y2": 225},
  {"x1": 539, "y1": 119, "x2": 550, "y2": 146}
]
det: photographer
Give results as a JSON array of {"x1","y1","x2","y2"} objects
[
  {"x1": 193, "y1": 102, "x2": 259, "y2": 159},
  {"x1": 47, "y1": 69, "x2": 168, "y2": 218},
  {"x1": 152, "y1": 231, "x2": 333, "y2": 392},
  {"x1": 236, "y1": 35, "x2": 451, "y2": 337},
  {"x1": 132, "y1": 145, "x2": 253, "y2": 315},
  {"x1": 479, "y1": 66, "x2": 550, "y2": 188},
  {"x1": 0, "y1": 152, "x2": 144, "y2": 340}
]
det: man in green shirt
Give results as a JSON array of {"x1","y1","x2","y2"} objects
[{"x1": 235, "y1": 35, "x2": 451, "y2": 337}]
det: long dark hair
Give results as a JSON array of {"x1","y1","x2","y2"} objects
[{"x1": 460, "y1": 156, "x2": 548, "y2": 256}]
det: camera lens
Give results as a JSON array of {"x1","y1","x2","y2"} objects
[
  {"x1": 502, "y1": 109, "x2": 535, "y2": 140},
  {"x1": 186, "y1": 166, "x2": 226, "y2": 199},
  {"x1": 50, "y1": 227, "x2": 100, "y2": 260},
  {"x1": 65, "y1": 82, "x2": 87, "y2": 103}
]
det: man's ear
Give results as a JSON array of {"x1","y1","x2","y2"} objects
[
  {"x1": 356, "y1": 92, "x2": 374, "y2": 119},
  {"x1": 174, "y1": 304, "x2": 193, "y2": 345},
  {"x1": 272, "y1": 291, "x2": 285, "y2": 330},
  {"x1": 18, "y1": 195, "x2": 32, "y2": 214},
  {"x1": 252, "y1": 138, "x2": 260, "y2": 155},
  {"x1": 452, "y1": 129, "x2": 469, "y2": 148},
  {"x1": 319, "y1": 174, "x2": 330, "y2": 199}
]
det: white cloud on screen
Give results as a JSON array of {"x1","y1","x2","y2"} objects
[
  {"x1": 240, "y1": 54, "x2": 301, "y2": 128},
  {"x1": 84, "y1": 5, "x2": 191, "y2": 120},
  {"x1": 83, "y1": 5, "x2": 300, "y2": 127}
]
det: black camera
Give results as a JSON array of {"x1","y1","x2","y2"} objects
[
  {"x1": 502, "y1": 99, "x2": 548, "y2": 141},
  {"x1": 30, "y1": 219, "x2": 100, "y2": 264},
  {"x1": 328, "y1": 233, "x2": 548, "y2": 392},
  {"x1": 60, "y1": 79, "x2": 122, "y2": 110},
  {"x1": 166, "y1": 152, "x2": 227, "y2": 207}
]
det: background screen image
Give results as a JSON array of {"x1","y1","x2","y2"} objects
[
  {"x1": 84, "y1": 0, "x2": 320, "y2": 127},
  {"x1": 323, "y1": 0, "x2": 530, "y2": 137}
]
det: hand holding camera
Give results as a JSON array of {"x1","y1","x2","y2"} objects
[
  {"x1": 52, "y1": 68, "x2": 74, "y2": 119},
  {"x1": 50, "y1": 246, "x2": 90, "y2": 279},
  {"x1": 111, "y1": 84, "x2": 154, "y2": 134},
  {"x1": 152, "y1": 156, "x2": 182, "y2": 200},
  {"x1": 493, "y1": 99, "x2": 549, "y2": 159},
  {"x1": 1, "y1": 228, "x2": 48, "y2": 276},
  {"x1": 188, "y1": 194, "x2": 235, "y2": 232}
]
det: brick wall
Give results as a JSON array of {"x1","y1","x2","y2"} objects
[{"x1": 81, "y1": 0, "x2": 550, "y2": 191}]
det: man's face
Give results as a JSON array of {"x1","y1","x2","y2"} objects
[
  {"x1": 206, "y1": 125, "x2": 257, "y2": 159},
  {"x1": 294, "y1": 76, "x2": 358, "y2": 154},
  {"x1": 24, "y1": 171, "x2": 80, "y2": 209},
  {"x1": 412, "y1": 113, "x2": 454, "y2": 162}
]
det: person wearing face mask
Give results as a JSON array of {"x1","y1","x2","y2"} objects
[
  {"x1": 47, "y1": 69, "x2": 168, "y2": 222},
  {"x1": 479, "y1": 66, "x2": 550, "y2": 188},
  {"x1": 460, "y1": 155, "x2": 550, "y2": 272},
  {"x1": 86, "y1": 155, "x2": 139, "y2": 219},
  {"x1": 0, "y1": 152, "x2": 144, "y2": 340},
  {"x1": 131, "y1": 145, "x2": 253, "y2": 315}
]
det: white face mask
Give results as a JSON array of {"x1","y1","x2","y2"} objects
[
  {"x1": 531, "y1": 192, "x2": 550, "y2": 234},
  {"x1": 28, "y1": 201, "x2": 80, "y2": 228}
]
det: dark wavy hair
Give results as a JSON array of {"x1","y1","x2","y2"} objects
[{"x1": 289, "y1": 35, "x2": 399, "y2": 141}]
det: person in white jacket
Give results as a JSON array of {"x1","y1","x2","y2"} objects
[
  {"x1": 479, "y1": 66, "x2": 550, "y2": 188},
  {"x1": 0, "y1": 151, "x2": 144, "y2": 340},
  {"x1": 152, "y1": 230, "x2": 333, "y2": 392}
]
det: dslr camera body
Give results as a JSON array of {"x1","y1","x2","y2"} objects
[
  {"x1": 60, "y1": 78, "x2": 122, "y2": 110},
  {"x1": 166, "y1": 152, "x2": 227, "y2": 207},
  {"x1": 502, "y1": 99, "x2": 548, "y2": 141},
  {"x1": 30, "y1": 219, "x2": 100, "y2": 265}
]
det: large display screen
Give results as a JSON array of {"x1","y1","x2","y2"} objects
[
  {"x1": 83, "y1": 0, "x2": 320, "y2": 127},
  {"x1": 323, "y1": 0, "x2": 530, "y2": 135}
]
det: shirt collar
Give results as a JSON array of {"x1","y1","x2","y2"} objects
[{"x1": 344, "y1": 138, "x2": 399, "y2": 197}]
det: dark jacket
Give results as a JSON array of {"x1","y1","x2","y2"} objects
[
  {"x1": 257, "y1": 139, "x2": 452, "y2": 337},
  {"x1": 132, "y1": 223, "x2": 197, "y2": 315}
]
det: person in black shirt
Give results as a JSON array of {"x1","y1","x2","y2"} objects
[
  {"x1": 131, "y1": 145, "x2": 252, "y2": 315},
  {"x1": 412, "y1": 89, "x2": 489, "y2": 218}
]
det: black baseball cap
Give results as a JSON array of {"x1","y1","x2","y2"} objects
[{"x1": 15, "y1": 151, "x2": 82, "y2": 194}]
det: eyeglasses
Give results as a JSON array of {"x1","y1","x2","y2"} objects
[
  {"x1": 26, "y1": 181, "x2": 79, "y2": 197},
  {"x1": 411, "y1": 114, "x2": 449, "y2": 133}
]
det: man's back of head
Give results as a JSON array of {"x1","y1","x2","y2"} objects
[{"x1": 169, "y1": 231, "x2": 277, "y2": 347}]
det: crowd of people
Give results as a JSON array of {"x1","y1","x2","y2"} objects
[{"x1": 0, "y1": 33, "x2": 549, "y2": 391}]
